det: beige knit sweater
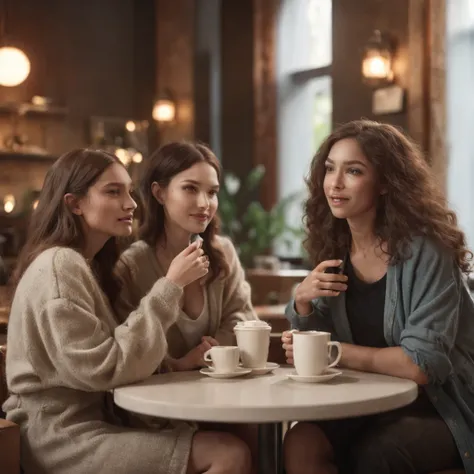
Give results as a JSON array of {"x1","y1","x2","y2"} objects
[
  {"x1": 3, "y1": 247, "x2": 194, "y2": 474},
  {"x1": 115, "y1": 236, "x2": 257, "y2": 359}
]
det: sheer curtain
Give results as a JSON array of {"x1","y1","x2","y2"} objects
[{"x1": 447, "y1": 0, "x2": 474, "y2": 251}]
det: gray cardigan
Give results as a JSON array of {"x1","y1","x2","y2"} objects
[{"x1": 286, "y1": 237, "x2": 474, "y2": 472}]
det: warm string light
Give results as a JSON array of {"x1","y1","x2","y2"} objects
[
  {"x1": 3, "y1": 194, "x2": 15, "y2": 213},
  {"x1": 125, "y1": 121, "x2": 136, "y2": 132},
  {"x1": 114, "y1": 149, "x2": 143, "y2": 166}
]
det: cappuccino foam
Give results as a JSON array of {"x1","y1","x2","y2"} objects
[{"x1": 236, "y1": 320, "x2": 271, "y2": 329}]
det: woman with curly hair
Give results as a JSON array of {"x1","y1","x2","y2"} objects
[{"x1": 281, "y1": 120, "x2": 473, "y2": 474}]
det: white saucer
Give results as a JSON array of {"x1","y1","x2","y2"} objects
[
  {"x1": 200, "y1": 367, "x2": 252, "y2": 379},
  {"x1": 248, "y1": 362, "x2": 280, "y2": 375},
  {"x1": 286, "y1": 368, "x2": 342, "y2": 383}
]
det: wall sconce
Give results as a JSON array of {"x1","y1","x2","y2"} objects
[
  {"x1": 3, "y1": 194, "x2": 15, "y2": 214},
  {"x1": 0, "y1": 1, "x2": 31, "y2": 87},
  {"x1": 152, "y1": 92, "x2": 176, "y2": 123},
  {"x1": 362, "y1": 30, "x2": 394, "y2": 86}
]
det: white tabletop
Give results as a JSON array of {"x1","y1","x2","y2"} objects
[{"x1": 114, "y1": 368, "x2": 418, "y2": 423}]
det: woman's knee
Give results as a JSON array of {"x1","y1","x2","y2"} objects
[
  {"x1": 284, "y1": 422, "x2": 333, "y2": 467},
  {"x1": 188, "y1": 431, "x2": 252, "y2": 474},
  {"x1": 353, "y1": 435, "x2": 407, "y2": 474},
  {"x1": 217, "y1": 432, "x2": 252, "y2": 473}
]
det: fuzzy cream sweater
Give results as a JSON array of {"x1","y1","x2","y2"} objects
[{"x1": 3, "y1": 247, "x2": 194, "y2": 474}]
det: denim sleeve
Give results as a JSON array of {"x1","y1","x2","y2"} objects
[
  {"x1": 285, "y1": 297, "x2": 335, "y2": 334},
  {"x1": 399, "y1": 240, "x2": 460, "y2": 385}
]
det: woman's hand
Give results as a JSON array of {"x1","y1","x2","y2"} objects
[
  {"x1": 294, "y1": 259, "x2": 348, "y2": 315},
  {"x1": 166, "y1": 241, "x2": 209, "y2": 288},
  {"x1": 201, "y1": 335, "x2": 219, "y2": 347},
  {"x1": 281, "y1": 330, "x2": 294, "y2": 365},
  {"x1": 174, "y1": 336, "x2": 219, "y2": 371}
]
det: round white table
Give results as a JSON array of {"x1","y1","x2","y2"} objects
[{"x1": 114, "y1": 367, "x2": 418, "y2": 474}]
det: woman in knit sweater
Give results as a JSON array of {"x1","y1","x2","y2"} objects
[
  {"x1": 114, "y1": 141, "x2": 259, "y2": 469},
  {"x1": 2, "y1": 149, "x2": 251, "y2": 474},
  {"x1": 115, "y1": 141, "x2": 257, "y2": 372}
]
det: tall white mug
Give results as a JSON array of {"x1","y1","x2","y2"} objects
[
  {"x1": 293, "y1": 331, "x2": 342, "y2": 376},
  {"x1": 234, "y1": 320, "x2": 271, "y2": 369}
]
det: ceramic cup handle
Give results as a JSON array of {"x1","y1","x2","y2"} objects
[
  {"x1": 327, "y1": 341, "x2": 342, "y2": 368},
  {"x1": 203, "y1": 349, "x2": 213, "y2": 366}
]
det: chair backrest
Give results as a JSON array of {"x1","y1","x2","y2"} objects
[{"x1": 0, "y1": 345, "x2": 7, "y2": 414}]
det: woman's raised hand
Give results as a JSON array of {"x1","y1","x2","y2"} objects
[
  {"x1": 166, "y1": 241, "x2": 210, "y2": 288},
  {"x1": 294, "y1": 259, "x2": 348, "y2": 315}
]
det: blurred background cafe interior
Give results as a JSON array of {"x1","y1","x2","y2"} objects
[{"x1": 0, "y1": 0, "x2": 471, "y2": 354}]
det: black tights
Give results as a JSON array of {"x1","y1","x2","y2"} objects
[{"x1": 312, "y1": 393, "x2": 462, "y2": 474}]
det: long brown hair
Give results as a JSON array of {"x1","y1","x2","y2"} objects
[
  {"x1": 13, "y1": 148, "x2": 125, "y2": 301},
  {"x1": 139, "y1": 141, "x2": 229, "y2": 281},
  {"x1": 305, "y1": 120, "x2": 472, "y2": 273}
]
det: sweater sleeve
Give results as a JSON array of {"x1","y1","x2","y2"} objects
[
  {"x1": 285, "y1": 296, "x2": 336, "y2": 336},
  {"x1": 216, "y1": 239, "x2": 257, "y2": 345},
  {"x1": 114, "y1": 256, "x2": 144, "y2": 324},
  {"x1": 399, "y1": 239, "x2": 460, "y2": 385},
  {"x1": 38, "y1": 253, "x2": 183, "y2": 392}
]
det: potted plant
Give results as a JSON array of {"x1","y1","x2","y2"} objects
[{"x1": 218, "y1": 165, "x2": 304, "y2": 267}]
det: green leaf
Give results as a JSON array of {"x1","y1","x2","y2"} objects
[{"x1": 244, "y1": 165, "x2": 266, "y2": 192}]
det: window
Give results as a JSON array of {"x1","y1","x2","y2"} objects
[
  {"x1": 446, "y1": 0, "x2": 474, "y2": 251},
  {"x1": 276, "y1": 0, "x2": 332, "y2": 258}
]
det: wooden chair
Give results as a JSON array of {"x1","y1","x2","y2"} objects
[
  {"x1": 0, "y1": 345, "x2": 20, "y2": 474},
  {"x1": 246, "y1": 268, "x2": 308, "y2": 306}
]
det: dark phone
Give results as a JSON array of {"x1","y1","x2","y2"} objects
[
  {"x1": 190, "y1": 234, "x2": 203, "y2": 245},
  {"x1": 325, "y1": 266, "x2": 343, "y2": 275}
]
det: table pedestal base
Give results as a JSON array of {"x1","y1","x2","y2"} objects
[{"x1": 258, "y1": 422, "x2": 283, "y2": 474}]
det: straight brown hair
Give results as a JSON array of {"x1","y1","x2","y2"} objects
[
  {"x1": 13, "y1": 148, "x2": 124, "y2": 302},
  {"x1": 139, "y1": 141, "x2": 229, "y2": 281}
]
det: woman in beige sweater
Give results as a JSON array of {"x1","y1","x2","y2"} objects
[
  {"x1": 115, "y1": 142, "x2": 257, "y2": 371},
  {"x1": 3, "y1": 149, "x2": 251, "y2": 474},
  {"x1": 114, "y1": 142, "x2": 259, "y2": 469}
]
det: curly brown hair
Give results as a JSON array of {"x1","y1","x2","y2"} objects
[
  {"x1": 139, "y1": 141, "x2": 229, "y2": 282},
  {"x1": 305, "y1": 119, "x2": 472, "y2": 273}
]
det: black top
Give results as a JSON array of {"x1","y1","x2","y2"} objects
[{"x1": 345, "y1": 257, "x2": 388, "y2": 348}]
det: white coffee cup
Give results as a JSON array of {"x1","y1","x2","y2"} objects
[
  {"x1": 292, "y1": 331, "x2": 342, "y2": 376},
  {"x1": 234, "y1": 320, "x2": 271, "y2": 369},
  {"x1": 203, "y1": 346, "x2": 240, "y2": 373}
]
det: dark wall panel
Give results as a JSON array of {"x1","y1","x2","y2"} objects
[
  {"x1": 220, "y1": 0, "x2": 254, "y2": 179},
  {"x1": 0, "y1": 0, "x2": 155, "y2": 154}
]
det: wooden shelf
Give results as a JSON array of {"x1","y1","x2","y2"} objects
[
  {"x1": 0, "y1": 102, "x2": 68, "y2": 118},
  {"x1": 0, "y1": 150, "x2": 57, "y2": 162}
]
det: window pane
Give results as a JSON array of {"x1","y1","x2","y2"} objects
[
  {"x1": 313, "y1": 77, "x2": 332, "y2": 152},
  {"x1": 278, "y1": 0, "x2": 332, "y2": 72},
  {"x1": 277, "y1": 76, "x2": 332, "y2": 258},
  {"x1": 447, "y1": 0, "x2": 474, "y2": 251}
]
